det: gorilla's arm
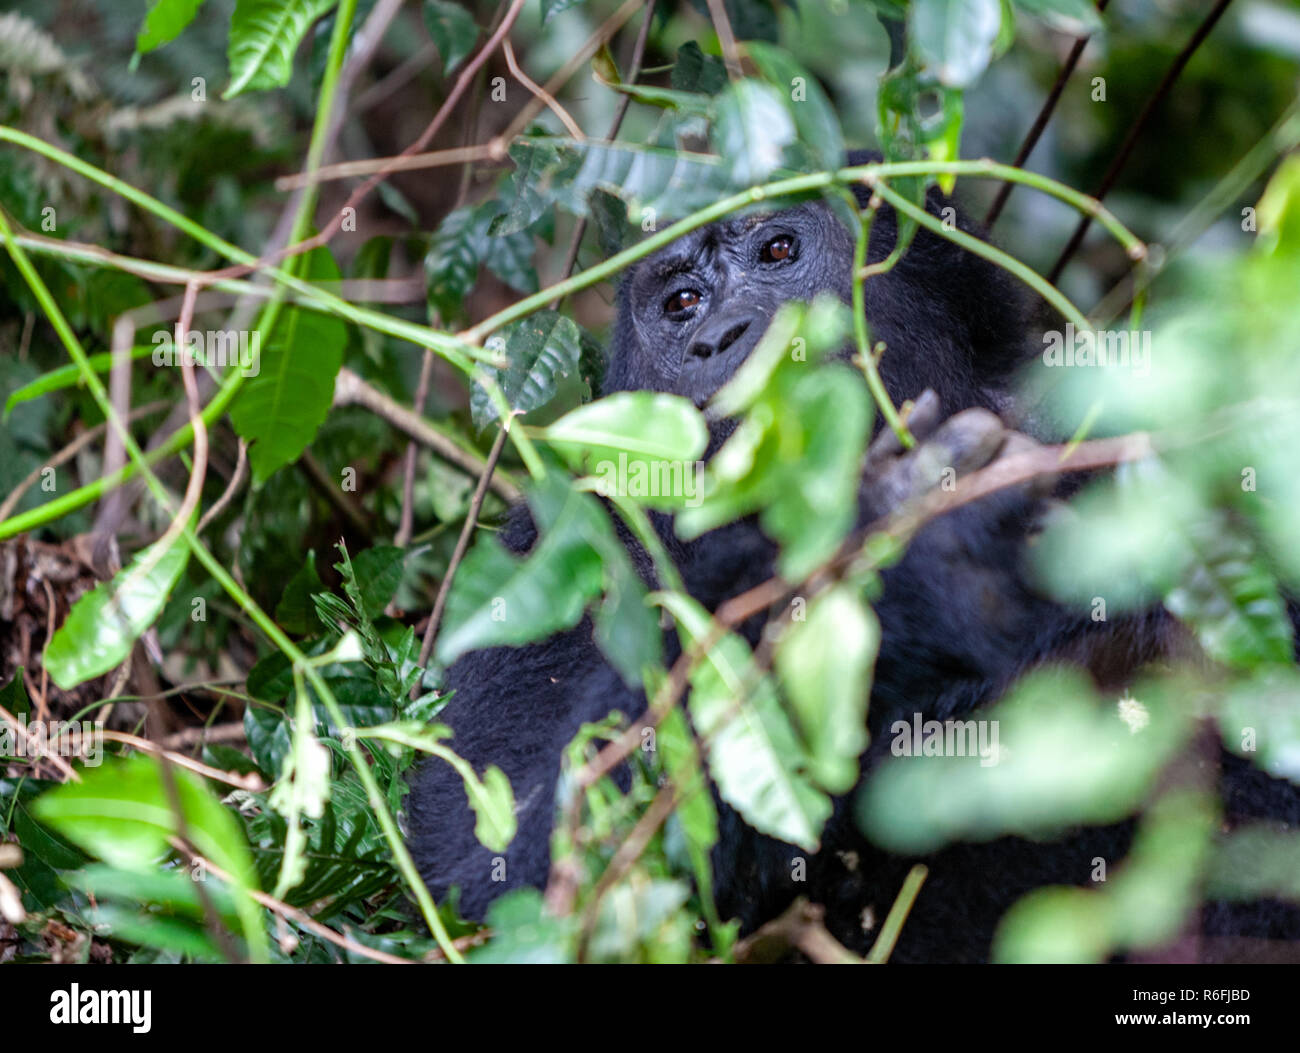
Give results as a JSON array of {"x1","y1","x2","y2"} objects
[{"x1": 406, "y1": 617, "x2": 639, "y2": 920}]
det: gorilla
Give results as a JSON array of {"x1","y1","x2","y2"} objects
[{"x1": 406, "y1": 150, "x2": 1300, "y2": 962}]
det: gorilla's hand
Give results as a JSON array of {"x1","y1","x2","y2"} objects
[{"x1": 859, "y1": 392, "x2": 1065, "y2": 731}]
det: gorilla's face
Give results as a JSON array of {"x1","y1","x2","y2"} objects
[{"x1": 613, "y1": 201, "x2": 856, "y2": 403}]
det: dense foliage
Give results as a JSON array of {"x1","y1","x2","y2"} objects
[{"x1": 1, "y1": 0, "x2": 1299, "y2": 964}]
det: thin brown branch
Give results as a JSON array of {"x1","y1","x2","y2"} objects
[
  {"x1": 1048, "y1": 0, "x2": 1234, "y2": 282},
  {"x1": 503, "y1": 40, "x2": 585, "y2": 140},
  {"x1": 333, "y1": 366, "x2": 521, "y2": 503},
  {"x1": 416, "y1": 423, "x2": 511, "y2": 678},
  {"x1": 197, "y1": 439, "x2": 247, "y2": 535},
  {"x1": 985, "y1": 0, "x2": 1111, "y2": 228}
]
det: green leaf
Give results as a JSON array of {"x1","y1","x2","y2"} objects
[
  {"x1": 859, "y1": 670, "x2": 1189, "y2": 854},
  {"x1": 657, "y1": 592, "x2": 831, "y2": 851},
  {"x1": 539, "y1": 391, "x2": 708, "y2": 500},
  {"x1": 671, "y1": 41, "x2": 727, "y2": 95},
  {"x1": 423, "y1": 0, "x2": 479, "y2": 74},
  {"x1": 229, "y1": 247, "x2": 347, "y2": 482},
  {"x1": 4, "y1": 345, "x2": 154, "y2": 418},
  {"x1": 350, "y1": 545, "x2": 407, "y2": 620},
  {"x1": 910, "y1": 0, "x2": 1003, "y2": 88},
  {"x1": 0, "y1": 668, "x2": 31, "y2": 719},
  {"x1": 470, "y1": 311, "x2": 581, "y2": 429},
  {"x1": 136, "y1": 0, "x2": 207, "y2": 54},
  {"x1": 713, "y1": 80, "x2": 796, "y2": 186},
  {"x1": 225, "y1": 0, "x2": 338, "y2": 98},
  {"x1": 746, "y1": 43, "x2": 845, "y2": 172},
  {"x1": 1217, "y1": 667, "x2": 1300, "y2": 784},
  {"x1": 468, "y1": 888, "x2": 576, "y2": 962},
  {"x1": 541, "y1": 0, "x2": 587, "y2": 24},
  {"x1": 658, "y1": 708, "x2": 721, "y2": 920},
  {"x1": 44, "y1": 529, "x2": 190, "y2": 690},
  {"x1": 775, "y1": 586, "x2": 879, "y2": 794},
  {"x1": 275, "y1": 551, "x2": 325, "y2": 635},
  {"x1": 676, "y1": 299, "x2": 865, "y2": 579},
  {"x1": 1163, "y1": 513, "x2": 1293, "y2": 670},
  {"x1": 505, "y1": 136, "x2": 734, "y2": 225},
  {"x1": 425, "y1": 201, "x2": 537, "y2": 325},
  {"x1": 1011, "y1": 0, "x2": 1102, "y2": 33},
  {"x1": 436, "y1": 477, "x2": 605, "y2": 664},
  {"x1": 33, "y1": 755, "x2": 268, "y2": 960}
]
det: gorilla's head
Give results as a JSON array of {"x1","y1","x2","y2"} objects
[
  {"x1": 603, "y1": 152, "x2": 1030, "y2": 424},
  {"x1": 610, "y1": 201, "x2": 856, "y2": 402}
]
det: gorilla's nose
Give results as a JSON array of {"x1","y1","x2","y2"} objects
[{"x1": 686, "y1": 312, "x2": 757, "y2": 362}]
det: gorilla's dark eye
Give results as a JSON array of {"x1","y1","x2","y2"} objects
[
  {"x1": 664, "y1": 289, "x2": 701, "y2": 315},
  {"x1": 760, "y1": 236, "x2": 794, "y2": 263}
]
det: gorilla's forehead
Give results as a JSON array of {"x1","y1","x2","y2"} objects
[{"x1": 634, "y1": 200, "x2": 841, "y2": 282}]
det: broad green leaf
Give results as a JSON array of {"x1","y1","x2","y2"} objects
[
  {"x1": 676, "y1": 299, "x2": 864, "y2": 580},
  {"x1": 539, "y1": 392, "x2": 708, "y2": 496},
  {"x1": 0, "y1": 667, "x2": 31, "y2": 718},
  {"x1": 1207, "y1": 823, "x2": 1300, "y2": 902},
  {"x1": 657, "y1": 592, "x2": 831, "y2": 851},
  {"x1": 1217, "y1": 668, "x2": 1300, "y2": 784},
  {"x1": 224, "y1": 0, "x2": 337, "y2": 98},
  {"x1": 470, "y1": 311, "x2": 581, "y2": 429},
  {"x1": 33, "y1": 755, "x2": 268, "y2": 960},
  {"x1": 275, "y1": 550, "x2": 325, "y2": 635},
  {"x1": 541, "y1": 0, "x2": 587, "y2": 23},
  {"x1": 746, "y1": 43, "x2": 845, "y2": 172},
  {"x1": 505, "y1": 136, "x2": 733, "y2": 225},
  {"x1": 1011, "y1": 0, "x2": 1102, "y2": 32},
  {"x1": 425, "y1": 200, "x2": 537, "y2": 325},
  {"x1": 713, "y1": 80, "x2": 796, "y2": 186},
  {"x1": 671, "y1": 41, "x2": 727, "y2": 95},
  {"x1": 136, "y1": 0, "x2": 207, "y2": 54},
  {"x1": 993, "y1": 792, "x2": 1213, "y2": 963},
  {"x1": 44, "y1": 529, "x2": 189, "y2": 690},
  {"x1": 469, "y1": 888, "x2": 576, "y2": 962},
  {"x1": 4, "y1": 345, "x2": 154, "y2": 418},
  {"x1": 858, "y1": 670, "x2": 1189, "y2": 855},
  {"x1": 910, "y1": 0, "x2": 1003, "y2": 88},
  {"x1": 423, "y1": 0, "x2": 479, "y2": 74},
  {"x1": 775, "y1": 586, "x2": 879, "y2": 793},
  {"x1": 229, "y1": 247, "x2": 347, "y2": 482},
  {"x1": 1163, "y1": 513, "x2": 1293, "y2": 670},
  {"x1": 436, "y1": 478, "x2": 605, "y2": 663},
  {"x1": 349, "y1": 545, "x2": 407, "y2": 620}
]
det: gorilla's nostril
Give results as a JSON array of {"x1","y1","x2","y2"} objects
[
  {"x1": 717, "y1": 321, "x2": 750, "y2": 353},
  {"x1": 689, "y1": 320, "x2": 751, "y2": 361}
]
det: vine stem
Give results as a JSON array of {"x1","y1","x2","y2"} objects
[{"x1": 462, "y1": 156, "x2": 1144, "y2": 343}]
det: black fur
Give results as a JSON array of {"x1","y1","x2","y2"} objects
[{"x1": 406, "y1": 151, "x2": 1300, "y2": 959}]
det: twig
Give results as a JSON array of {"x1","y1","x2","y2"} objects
[
  {"x1": 197, "y1": 439, "x2": 247, "y2": 535},
  {"x1": 704, "y1": 0, "x2": 743, "y2": 80},
  {"x1": 332, "y1": 366, "x2": 521, "y2": 503},
  {"x1": 97, "y1": 729, "x2": 265, "y2": 790},
  {"x1": 160, "y1": 722, "x2": 248, "y2": 749},
  {"x1": 171, "y1": 841, "x2": 414, "y2": 965},
  {"x1": 733, "y1": 898, "x2": 865, "y2": 964},
  {"x1": 985, "y1": 0, "x2": 1111, "y2": 227},
  {"x1": 503, "y1": 40, "x2": 585, "y2": 140},
  {"x1": 416, "y1": 423, "x2": 511, "y2": 677},
  {"x1": 0, "y1": 703, "x2": 78, "y2": 782},
  {"x1": 1048, "y1": 0, "x2": 1234, "y2": 282},
  {"x1": 551, "y1": 0, "x2": 656, "y2": 309}
]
